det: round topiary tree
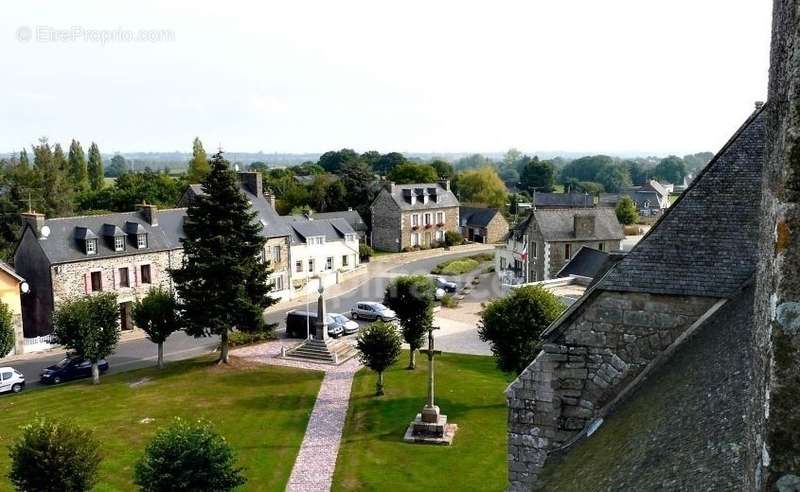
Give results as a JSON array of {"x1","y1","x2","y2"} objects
[
  {"x1": 134, "y1": 418, "x2": 246, "y2": 492},
  {"x1": 132, "y1": 287, "x2": 181, "y2": 369},
  {"x1": 356, "y1": 320, "x2": 402, "y2": 396},
  {"x1": 615, "y1": 195, "x2": 639, "y2": 225},
  {"x1": 383, "y1": 275, "x2": 436, "y2": 369},
  {"x1": 0, "y1": 299, "x2": 14, "y2": 357},
  {"x1": 478, "y1": 284, "x2": 565, "y2": 374},
  {"x1": 8, "y1": 416, "x2": 102, "y2": 492}
]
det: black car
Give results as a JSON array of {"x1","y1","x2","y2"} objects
[
  {"x1": 285, "y1": 311, "x2": 344, "y2": 339},
  {"x1": 434, "y1": 276, "x2": 458, "y2": 293},
  {"x1": 40, "y1": 357, "x2": 109, "y2": 384}
]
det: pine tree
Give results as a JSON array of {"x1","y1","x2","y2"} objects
[
  {"x1": 52, "y1": 143, "x2": 68, "y2": 172},
  {"x1": 32, "y1": 138, "x2": 74, "y2": 217},
  {"x1": 170, "y1": 151, "x2": 276, "y2": 364},
  {"x1": 68, "y1": 139, "x2": 89, "y2": 192},
  {"x1": 87, "y1": 142, "x2": 104, "y2": 190},
  {"x1": 19, "y1": 149, "x2": 29, "y2": 169},
  {"x1": 186, "y1": 137, "x2": 210, "y2": 183}
]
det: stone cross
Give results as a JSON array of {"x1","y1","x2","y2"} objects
[
  {"x1": 314, "y1": 284, "x2": 328, "y2": 341},
  {"x1": 419, "y1": 326, "x2": 442, "y2": 423}
]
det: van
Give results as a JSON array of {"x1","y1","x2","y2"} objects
[{"x1": 285, "y1": 310, "x2": 344, "y2": 339}]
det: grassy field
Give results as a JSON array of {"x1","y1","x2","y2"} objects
[
  {"x1": 333, "y1": 352, "x2": 512, "y2": 492},
  {"x1": 431, "y1": 252, "x2": 494, "y2": 275},
  {"x1": 0, "y1": 356, "x2": 323, "y2": 492}
]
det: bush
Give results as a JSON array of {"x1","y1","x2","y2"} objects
[
  {"x1": 228, "y1": 328, "x2": 276, "y2": 347},
  {"x1": 134, "y1": 418, "x2": 246, "y2": 492},
  {"x1": 444, "y1": 230, "x2": 464, "y2": 247},
  {"x1": 356, "y1": 321, "x2": 403, "y2": 396},
  {"x1": 9, "y1": 416, "x2": 102, "y2": 492},
  {"x1": 0, "y1": 300, "x2": 14, "y2": 356},
  {"x1": 615, "y1": 195, "x2": 639, "y2": 225},
  {"x1": 440, "y1": 293, "x2": 458, "y2": 308},
  {"x1": 359, "y1": 243, "x2": 374, "y2": 261},
  {"x1": 436, "y1": 258, "x2": 480, "y2": 275}
]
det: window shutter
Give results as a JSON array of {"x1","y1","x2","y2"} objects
[
  {"x1": 113, "y1": 268, "x2": 119, "y2": 289},
  {"x1": 84, "y1": 273, "x2": 91, "y2": 294}
]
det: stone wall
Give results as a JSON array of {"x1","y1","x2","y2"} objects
[
  {"x1": 399, "y1": 206, "x2": 459, "y2": 249},
  {"x1": 484, "y1": 213, "x2": 510, "y2": 244},
  {"x1": 545, "y1": 240, "x2": 622, "y2": 279},
  {"x1": 370, "y1": 191, "x2": 402, "y2": 252},
  {"x1": 507, "y1": 289, "x2": 717, "y2": 490}
]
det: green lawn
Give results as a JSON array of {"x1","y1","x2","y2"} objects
[
  {"x1": 333, "y1": 352, "x2": 512, "y2": 492},
  {"x1": 431, "y1": 253, "x2": 494, "y2": 275},
  {"x1": 0, "y1": 356, "x2": 323, "y2": 492}
]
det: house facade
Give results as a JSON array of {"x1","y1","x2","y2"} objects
[
  {"x1": 370, "y1": 180, "x2": 459, "y2": 252},
  {"x1": 599, "y1": 180, "x2": 671, "y2": 216},
  {"x1": 459, "y1": 206, "x2": 509, "y2": 244},
  {"x1": 497, "y1": 208, "x2": 623, "y2": 285},
  {"x1": 0, "y1": 263, "x2": 25, "y2": 355}
]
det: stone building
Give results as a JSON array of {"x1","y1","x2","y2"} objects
[
  {"x1": 599, "y1": 180, "x2": 671, "y2": 217},
  {"x1": 505, "y1": 102, "x2": 770, "y2": 489},
  {"x1": 459, "y1": 206, "x2": 509, "y2": 243},
  {"x1": 370, "y1": 180, "x2": 459, "y2": 252},
  {"x1": 497, "y1": 208, "x2": 623, "y2": 285},
  {"x1": 0, "y1": 262, "x2": 25, "y2": 355}
]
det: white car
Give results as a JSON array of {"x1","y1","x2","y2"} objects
[
  {"x1": 0, "y1": 367, "x2": 25, "y2": 394},
  {"x1": 435, "y1": 287, "x2": 446, "y2": 300},
  {"x1": 351, "y1": 302, "x2": 397, "y2": 321},
  {"x1": 330, "y1": 313, "x2": 360, "y2": 335}
]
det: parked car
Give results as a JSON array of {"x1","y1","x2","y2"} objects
[
  {"x1": 434, "y1": 277, "x2": 458, "y2": 293},
  {"x1": 40, "y1": 357, "x2": 109, "y2": 385},
  {"x1": 330, "y1": 313, "x2": 359, "y2": 335},
  {"x1": 351, "y1": 302, "x2": 397, "y2": 321},
  {"x1": 285, "y1": 310, "x2": 344, "y2": 339},
  {"x1": 434, "y1": 287, "x2": 446, "y2": 300},
  {"x1": 0, "y1": 367, "x2": 25, "y2": 393}
]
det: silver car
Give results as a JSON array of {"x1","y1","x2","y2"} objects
[
  {"x1": 351, "y1": 302, "x2": 397, "y2": 321},
  {"x1": 330, "y1": 313, "x2": 360, "y2": 335}
]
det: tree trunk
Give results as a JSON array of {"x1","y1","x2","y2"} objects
[
  {"x1": 376, "y1": 371, "x2": 384, "y2": 396},
  {"x1": 219, "y1": 330, "x2": 229, "y2": 364},
  {"x1": 91, "y1": 362, "x2": 100, "y2": 385},
  {"x1": 407, "y1": 349, "x2": 416, "y2": 370},
  {"x1": 157, "y1": 342, "x2": 164, "y2": 369}
]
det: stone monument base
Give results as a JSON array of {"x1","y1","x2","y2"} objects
[
  {"x1": 283, "y1": 338, "x2": 357, "y2": 365},
  {"x1": 403, "y1": 408, "x2": 458, "y2": 445}
]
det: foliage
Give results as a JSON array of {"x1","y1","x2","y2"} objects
[
  {"x1": 134, "y1": 418, "x2": 246, "y2": 492},
  {"x1": 388, "y1": 162, "x2": 437, "y2": 184},
  {"x1": 356, "y1": 321, "x2": 402, "y2": 395},
  {"x1": 478, "y1": 285, "x2": 564, "y2": 374},
  {"x1": 595, "y1": 163, "x2": 632, "y2": 193},
  {"x1": 186, "y1": 137, "x2": 210, "y2": 183},
  {"x1": 68, "y1": 139, "x2": 89, "y2": 192},
  {"x1": 432, "y1": 258, "x2": 480, "y2": 275},
  {"x1": 309, "y1": 174, "x2": 347, "y2": 212},
  {"x1": 430, "y1": 159, "x2": 454, "y2": 179},
  {"x1": 440, "y1": 293, "x2": 458, "y2": 308},
  {"x1": 359, "y1": 243, "x2": 374, "y2": 261},
  {"x1": 319, "y1": 148, "x2": 361, "y2": 173},
  {"x1": 520, "y1": 157, "x2": 555, "y2": 193},
  {"x1": 132, "y1": 287, "x2": 181, "y2": 369},
  {"x1": 681, "y1": 152, "x2": 713, "y2": 174},
  {"x1": 8, "y1": 416, "x2": 102, "y2": 492},
  {"x1": 625, "y1": 160, "x2": 650, "y2": 186},
  {"x1": 228, "y1": 328, "x2": 276, "y2": 347},
  {"x1": 558, "y1": 155, "x2": 615, "y2": 184},
  {"x1": 0, "y1": 300, "x2": 13, "y2": 356},
  {"x1": 87, "y1": 142, "x2": 104, "y2": 191},
  {"x1": 19, "y1": 149, "x2": 30, "y2": 169},
  {"x1": 374, "y1": 152, "x2": 408, "y2": 176},
  {"x1": 615, "y1": 195, "x2": 639, "y2": 225},
  {"x1": 170, "y1": 151, "x2": 275, "y2": 363},
  {"x1": 454, "y1": 153, "x2": 491, "y2": 171},
  {"x1": 384, "y1": 275, "x2": 436, "y2": 369},
  {"x1": 52, "y1": 292, "x2": 120, "y2": 384},
  {"x1": 106, "y1": 154, "x2": 128, "y2": 177},
  {"x1": 444, "y1": 230, "x2": 464, "y2": 247},
  {"x1": 652, "y1": 155, "x2": 687, "y2": 184},
  {"x1": 457, "y1": 166, "x2": 508, "y2": 209},
  {"x1": 33, "y1": 137, "x2": 74, "y2": 217},
  {"x1": 78, "y1": 169, "x2": 183, "y2": 212}
]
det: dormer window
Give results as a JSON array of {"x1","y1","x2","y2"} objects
[
  {"x1": 306, "y1": 236, "x2": 325, "y2": 246},
  {"x1": 114, "y1": 236, "x2": 125, "y2": 252},
  {"x1": 137, "y1": 234, "x2": 147, "y2": 249},
  {"x1": 86, "y1": 239, "x2": 97, "y2": 255}
]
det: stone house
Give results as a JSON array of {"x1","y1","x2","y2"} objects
[
  {"x1": 505, "y1": 104, "x2": 769, "y2": 490},
  {"x1": 459, "y1": 206, "x2": 509, "y2": 244},
  {"x1": 599, "y1": 180, "x2": 671, "y2": 217},
  {"x1": 0, "y1": 262, "x2": 25, "y2": 355},
  {"x1": 370, "y1": 180, "x2": 459, "y2": 252},
  {"x1": 497, "y1": 208, "x2": 623, "y2": 285}
]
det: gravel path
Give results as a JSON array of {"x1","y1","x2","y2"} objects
[{"x1": 232, "y1": 341, "x2": 362, "y2": 492}]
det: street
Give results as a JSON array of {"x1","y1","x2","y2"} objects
[{"x1": 5, "y1": 250, "x2": 492, "y2": 392}]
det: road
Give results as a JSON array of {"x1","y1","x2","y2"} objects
[{"x1": 6, "y1": 250, "x2": 487, "y2": 391}]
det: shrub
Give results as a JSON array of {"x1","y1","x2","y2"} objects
[
  {"x1": 444, "y1": 230, "x2": 464, "y2": 247},
  {"x1": 383, "y1": 275, "x2": 436, "y2": 369},
  {"x1": 134, "y1": 418, "x2": 246, "y2": 492},
  {"x1": 9, "y1": 416, "x2": 102, "y2": 492},
  {"x1": 228, "y1": 329, "x2": 276, "y2": 347},
  {"x1": 359, "y1": 243, "x2": 374, "y2": 261},
  {"x1": 440, "y1": 293, "x2": 458, "y2": 308},
  {"x1": 615, "y1": 195, "x2": 639, "y2": 225},
  {"x1": 356, "y1": 321, "x2": 402, "y2": 395},
  {"x1": 439, "y1": 258, "x2": 480, "y2": 275},
  {"x1": 0, "y1": 300, "x2": 14, "y2": 357}
]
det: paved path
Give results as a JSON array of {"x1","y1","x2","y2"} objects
[{"x1": 232, "y1": 341, "x2": 362, "y2": 492}]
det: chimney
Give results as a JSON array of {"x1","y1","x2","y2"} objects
[
  {"x1": 438, "y1": 179, "x2": 450, "y2": 191},
  {"x1": 137, "y1": 203, "x2": 158, "y2": 226},
  {"x1": 21, "y1": 211, "x2": 45, "y2": 238},
  {"x1": 238, "y1": 171, "x2": 263, "y2": 197},
  {"x1": 263, "y1": 188, "x2": 276, "y2": 209},
  {"x1": 386, "y1": 181, "x2": 396, "y2": 193},
  {"x1": 573, "y1": 214, "x2": 595, "y2": 238}
]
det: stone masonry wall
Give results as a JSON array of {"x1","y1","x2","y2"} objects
[
  {"x1": 399, "y1": 206, "x2": 459, "y2": 249},
  {"x1": 370, "y1": 192, "x2": 402, "y2": 252},
  {"x1": 507, "y1": 290, "x2": 717, "y2": 491},
  {"x1": 484, "y1": 214, "x2": 510, "y2": 244}
]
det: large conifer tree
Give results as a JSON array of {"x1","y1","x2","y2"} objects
[
  {"x1": 171, "y1": 151, "x2": 276, "y2": 363},
  {"x1": 68, "y1": 139, "x2": 89, "y2": 192},
  {"x1": 186, "y1": 137, "x2": 210, "y2": 183},
  {"x1": 87, "y1": 142, "x2": 104, "y2": 190},
  {"x1": 18, "y1": 149, "x2": 29, "y2": 169},
  {"x1": 32, "y1": 138, "x2": 73, "y2": 217}
]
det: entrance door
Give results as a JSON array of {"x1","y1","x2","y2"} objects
[
  {"x1": 119, "y1": 302, "x2": 133, "y2": 331},
  {"x1": 424, "y1": 231, "x2": 432, "y2": 246}
]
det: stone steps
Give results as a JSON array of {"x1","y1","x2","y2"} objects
[{"x1": 287, "y1": 338, "x2": 358, "y2": 364}]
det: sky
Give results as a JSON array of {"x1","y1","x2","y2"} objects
[{"x1": 1, "y1": 1, "x2": 772, "y2": 157}]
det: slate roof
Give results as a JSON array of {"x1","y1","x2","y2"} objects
[
  {"x1": 556, "y1": 246, "x2": 611, "y2": 279},
  {"x1": 383, "y1": 182, "x2": 459, "y2": 210},
  {"x1": 537, "y1": 284, "x2": 756, "y2": 491},
  {"x1": 599, "y1": 106, "x2": 766, "y2": 298},
  {"x1": 599, "y1": 191, "x2": 665, "y2": 209},
  {"x1": 283, "y1": 216, "x2": 356, "y2": 244},
  {"x1": 309, "y1": 210, "x2": 367, "y2": 233},
  {"x1": 530, "y1": 208, "x2": 624, "y2": 242},
  {"x1": 459, "y1": 206, "x2": 500, "y2": 228},
  {"x1": 535, "y1": 192, "x2": 593, "y2": 208}
]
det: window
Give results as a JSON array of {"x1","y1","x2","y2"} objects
[
  {"x1": 308, "y1": 258, "x2": 315, "y2": 272},
  {"x1": 86, "y1": 239, "x2": 97, "y2": 255},
  {"x1": 273, "y1": 275, "x2": 284, "y2": 291},
  {"x1": 342, "y1": 255, "x2": 349, "y2": 267},
  {"x1": 137, "y1": 234, "x2": 147, "y2": 249},
  {"x1": 273, "y1": 245, "x2": 282, "y2": 262},
  {"x1": 91, "y1": 271, "x2": 103, "y2": 291},
  {"x1": 1, "y1": 371, "x2": 10, "y2": 381},
  {"x1": 295, "y1": 260, "x2": 303, "y2": 273},
  {"x1": 436, "y1": 211, "x2": 444, "y2": 224},
  {"x1": 500, "y1": 257, "x2": 507, "y2": 269},
  {"x1": 532, "y1": 242, "x2": 538, "y2": 259},
  {"x1": 118, "y1": 267, "x2": 130, "y2": 288},
  {"x1": 140, "y1": 264, "x2": 151, "y2": 284},
  {"x1": 114, "y1": 236, "x2": 125, "y2": 252},
  {"x1": 424, "y1": 213, "x2": 432, "y2": 225},
  {"x1": 598, "y1": 242, "x2": 604, "y2": 252},
  {"x1": 326, "y1": 257, "x2": 333, "y2": 270},
  {"x1": 565, "y1": 244, "x2": 572, "y2": 260},
  {"x1": 435, "y1": 230, "x2": 444, "y2": 241},
  {"x1": 411, "y1": 214, "x2": 419, "y2": 227},
  {"x1": 411, "y1": 233, "x2": 419, "y2": 246}
]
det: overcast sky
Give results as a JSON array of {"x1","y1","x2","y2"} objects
[{"x1": 1, "y1": 1, "x2": 772, "y2": 157}]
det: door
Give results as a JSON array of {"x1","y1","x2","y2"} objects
[
  {"x1": 120, "y1": 302, "x2": 132, "y2": 331},
  {"x1": 425, "y1": 231, "x2": 432, "y2": 247}
]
